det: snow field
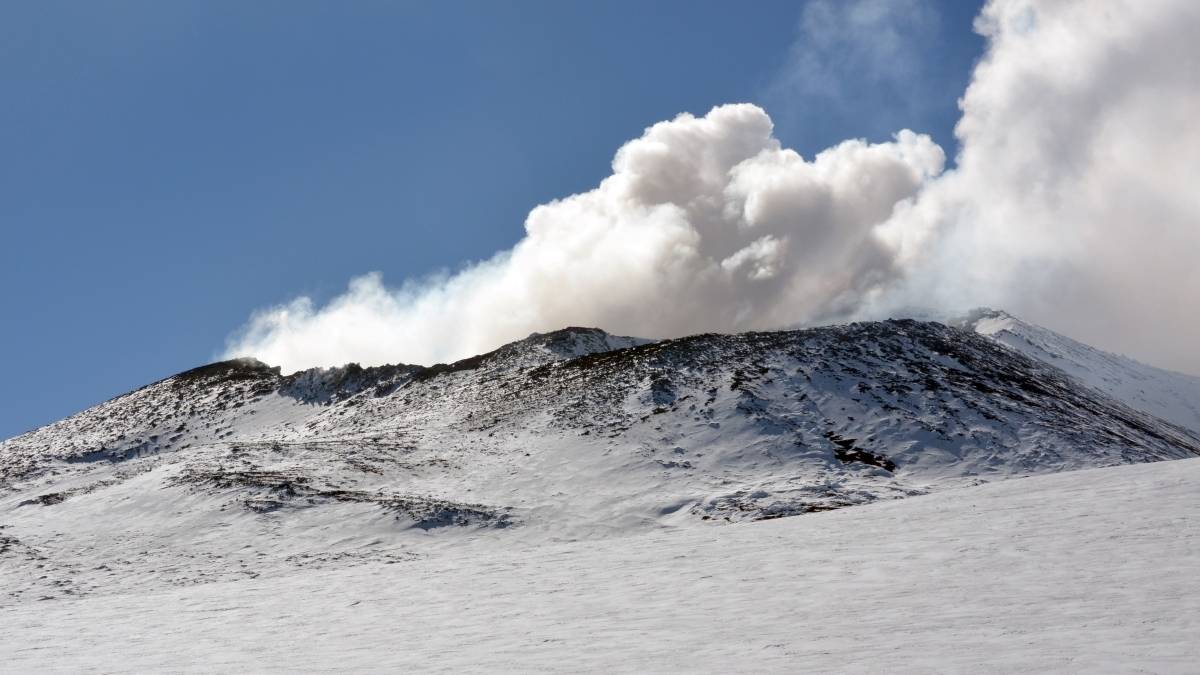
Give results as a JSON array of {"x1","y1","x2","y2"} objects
[{"x1": 4, "y1": 458, "x2": 1197, "y2": 673}]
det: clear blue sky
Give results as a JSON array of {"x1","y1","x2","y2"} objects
[{"x1": 1, "y1": 0, "x2": 984, "y2": 439}]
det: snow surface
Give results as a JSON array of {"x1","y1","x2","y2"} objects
[
  {"x1": 961, "y1": 308, "x2": 1200, "y2": 436},
  {"x1": 3, "y1": 458, "x2": 1197, "y2": 673}
]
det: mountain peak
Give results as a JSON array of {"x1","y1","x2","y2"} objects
[
  {"x1": 951, "y1": 307, "x2": 1019, "y2": 333},
  {"x1": 515, "y1": 326, "x2": 653, "y2": 361},
  {"x1": 172, "y1": 358, "x2": 281, "y2": 384}
]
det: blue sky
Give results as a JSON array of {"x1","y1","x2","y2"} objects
[{"x1": 1, "y1": 1, "x2": 984, "y2": 439}]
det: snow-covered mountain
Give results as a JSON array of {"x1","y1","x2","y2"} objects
[
  {"x1": 957, "y1": 308, "x2": 1200, "y2": 436},
  {"x1": 2, "y1": 319, "x2": 1197, "y2": 604}
]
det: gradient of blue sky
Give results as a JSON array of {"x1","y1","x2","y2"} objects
[{"x1": 0, "y1": 0, "x2": 984, "y2": 438}]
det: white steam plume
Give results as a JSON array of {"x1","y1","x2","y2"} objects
[
  {"x1": 225, "y1": 105, "x2": 943, "y2": 370},
  {"x1": 226, "y1": 0, "x2": 1200, "y2": 375},
  {"x1": 885, "y1": 0, "x2": 1200, "y2": 374}
]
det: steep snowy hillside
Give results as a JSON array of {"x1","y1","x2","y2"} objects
[
  {"x1": 959, "y1": 309, "x2": 1200, "y2": 435},
  {"x1": 4, "y1": 458, "x2": 1198, "y2": 673},
  {"x1": 2, "y1": 320, "x2": 1197, "y2": 604}
]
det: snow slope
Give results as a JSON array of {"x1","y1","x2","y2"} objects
[
  {"x1": 2, "y1": 321, "x2": 1198, "y2": 603},
  {"x1": 3, "y1": 458, "x2": 1197, "y2": 673},
  {"x1": 960, "y1": 308, "x2": 1200, "y2": 436}
]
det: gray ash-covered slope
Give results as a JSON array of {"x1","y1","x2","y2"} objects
[{"x1": 2, "y1": 320, "x2": 1198, "y2": 601}]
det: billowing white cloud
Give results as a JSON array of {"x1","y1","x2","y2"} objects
[
  {"x1": 884, "y1": 0, "x2": 1200, "y2": 374},
  {"x1": 224, "y1": 105, "x2": 943, "y2": 371},
  {"x1": 226, "y1": 0, "x2": 1200, "y2": 376}
]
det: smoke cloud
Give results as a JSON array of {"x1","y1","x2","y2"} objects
[
  {"x1": 225, "y1": 106, "x2": 943, "y2": 370},
  {"x1": 225, "y1": 0, "x2": 1200, "y2": 375},
  {"x1": 886, "y1": 0, "x2": 1200, "y2": 374}
]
